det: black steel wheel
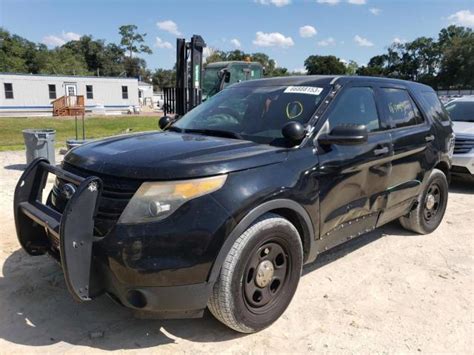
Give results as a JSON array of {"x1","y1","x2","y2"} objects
[
  {"x1": 208, "y1": 213, "x2": 303, "y2": 333},
  {"x1": 399, "y1": 169, "x2": 448, "y2": 234},
  {"x1": 243, "y1": 241, "x2": 291, "y2": 313},
  {"x1": 423, "y1": 183, "x2": 443, "y2": 225}
]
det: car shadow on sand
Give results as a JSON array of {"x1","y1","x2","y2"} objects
[
  {"x1": 0, "y1": 221, "x2": 410, "y2": 350},
  {"x1": 450, "y1": 175, "x2": 474, "y2": 194},
  {"x1": 4, "y1": 164, "x2": 26, "y2": 171}
]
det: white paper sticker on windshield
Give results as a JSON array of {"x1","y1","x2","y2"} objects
[{"x1": 284, "y1": 86, "x2": 323, "y2": 96}]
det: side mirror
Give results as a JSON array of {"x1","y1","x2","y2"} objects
[
  {"x1": 282, "y1": 121, "x2": 306, "y2": 144},
  {"x1": 159, "y1": 116, "x2": 174, "y2": 130},
  {"x1": 318, "y1": 124, "x2": 368, "y2": 145},
  {"x1": 219, "y1": 69, "x2": 231, "y2": 83}
]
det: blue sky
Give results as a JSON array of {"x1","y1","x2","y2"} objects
[{"x1": 1, "y1": 0, "x2": 473, "y2": 72}]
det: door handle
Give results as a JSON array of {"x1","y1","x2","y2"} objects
[
  {"x1": 425, "y1": 134, "x2": 435, "y2": 142},
  {"x1": 373, "y1": 146, "x2": 389, "y2": 156}
]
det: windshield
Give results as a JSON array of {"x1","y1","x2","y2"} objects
[
  {"x1": 445, "y1": 101, "x2": 474, "y2": 122},
  {"x1": 202, "y1": 67, "x2": 223, "y2": 97},
  {"x1": 174, "y1": 85, "x2": 329, "y2": 145}
]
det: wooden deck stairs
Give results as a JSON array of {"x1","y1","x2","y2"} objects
[{"x1": 52, "y1": 95, "x2": 85, "y2": 116}]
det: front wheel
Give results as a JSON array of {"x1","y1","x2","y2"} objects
[
  {"x1": 399, "y1": 168, "x2": 449, "y2": 234},
  {"x1": 208, "y1": 213, "x2": 303, "y2": 333}
]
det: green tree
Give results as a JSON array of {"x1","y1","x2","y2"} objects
[
  {"x1": 118, "y1": 25, "x2": 152, "y2": 58},
  {"x1": 304, "y1": 55, "x2": 346, "y2": 75},
  {"x1": 438, "y1": 32, "x2": 474, "y2": 88},
  {"x1": 40, "y1": 47, "x2": 89, "y2": 75},
  {"x1": 344, "y1": 60, "x2": 359, "y2": 75},
  {"x1": 64, "y1": 36, "x2": 126, "y2": 76},
  {"x1": 152, "y1": 68, "x2": 176, "y2": 89}
]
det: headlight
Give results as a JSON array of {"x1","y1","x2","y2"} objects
[{"x1": 118, "y1": 175, "x2": 227, "y2": 224}]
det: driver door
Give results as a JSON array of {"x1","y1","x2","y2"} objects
[{"x1": 316, "y1": 84, "x2": 393, "y2": 246}]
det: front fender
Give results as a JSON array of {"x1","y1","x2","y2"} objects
[{"x1": 207, "y1": 198, "x2": 317, "y2": 285}]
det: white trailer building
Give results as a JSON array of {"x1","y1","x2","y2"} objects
[{"x1": 0, "y1": 73, "x2": 140, "y2": 117}]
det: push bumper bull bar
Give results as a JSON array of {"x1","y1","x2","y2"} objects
[{"x1": 13, "y1": 158, "x2": 102, "y2": 302}]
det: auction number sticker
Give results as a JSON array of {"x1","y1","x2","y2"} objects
[{"x1": 284, "y1": 86, "x2": 323, "y2": 95}]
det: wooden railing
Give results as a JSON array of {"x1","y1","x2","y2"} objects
[{"x1": 52, "y1": 95, "x2": 85, "y2": 116}]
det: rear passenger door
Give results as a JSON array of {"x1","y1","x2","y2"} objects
[{"x1": 376, "y1": 85, "x2": 433, "y2": 226}]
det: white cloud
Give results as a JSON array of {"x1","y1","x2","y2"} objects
[
  {"x1": 299, "y1": 25, "x2": 317, "y2": 38},
  {"x1": 157, "y1": 20, "x2": 181, "y2": 36},
  {"x1": 230, "y1": 38, "x2": 242, "y2": 48},
  {"x1": 253, "y1": 31, "x2": 294, "y2": 48},
  {"x1": 203, "y1": 47, "x2": 213, "y2": 62},
  {"x1": 255, "y1": 0, "x2": 291, "y2": 6},
  {"x1": 447, "y1": 10, "x2": 474, "y2": 27},
  {"x1": 62, "y1": 31, "x2": 81, "y2": 41},
  {"x1": 293, "y1": 67, "x2": 307, "y2": 74},
  {"x1": 348, "y1": 0, "x2": 366, "y2": 5},
  {"x1": 354, "y1": 34, "x2": 374, "y2": 47},
  {"x1": 369, "y1": 7, "x2": 381, "y2": 15},
  {"x1": 317, "y1": 37, "x2": 336, "y2": 46},
  {"x1": 42, "y1": 31, "x2": 81, "y2": 46},
  {"x1": 42, "y1": 35, "x2": 65, "y2": 46},
  {"x1": 155, "y1": 37, "x2": 173, "y2": 49},
  {"x1": 392, "y1": 37, "x2": 407, "y2": 45},
  {"x1": 317, "y1": 0, "x2": 340, "y2": 5}
]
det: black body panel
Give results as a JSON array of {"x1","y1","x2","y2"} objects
[{"x1": 13, "y1": 75, "x2": 453, "y2": 318}]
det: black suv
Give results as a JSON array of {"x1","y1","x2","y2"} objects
[{"x1": 14, "y1": 76, "x2": 454, "y2": 333}]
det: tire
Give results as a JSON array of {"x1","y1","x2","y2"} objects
[
  {"x1": 399, "y1": 168, "x2": 448, "y2": 234},
  {"x1": 208, "y1": 213, "x2": 303, "y2": 333}
]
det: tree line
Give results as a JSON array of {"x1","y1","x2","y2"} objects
[
  {"x1": 0, "y1": 25, "x2": 154, "y2": 81},
  {"x1": 1, "y1": 24, "x2": 473, "y2": 90},
  {"x1": 304, "y1": 25, "x2": 474, "y2": 89}
]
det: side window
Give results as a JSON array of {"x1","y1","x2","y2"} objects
[
  {"x1": 86, "y1": 85, "x2": 93, "y2": 99},
  {"x1": 48, "y1": 84, "x2": 56, "y2": 99},
  {"x1": 4, "y1": 83, "x2": 14, "y2": 99},
  {"x1": 421, "y1": 91, "x2": 450, "y2": 122},
  {"x1": 327, "y1": 87, "x2": 380, "y2": 132},
  {"x1": 381, "y1": 88, "x2": 421, "y2": 128},
  {"x1": 122, "y1": 86, "x2": 128, "y2": 99}
]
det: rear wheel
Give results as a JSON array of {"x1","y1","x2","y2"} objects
[
  {"x1": 399, "y1": 169, "x2": 448, "y2": 234},
  {"x1": 208, "y1": 213, "x2": 303, "y2": 333}
]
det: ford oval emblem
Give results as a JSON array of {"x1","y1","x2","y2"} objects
[{"x1": 61, "y1": 183, "x2": 76, "y2": 199}]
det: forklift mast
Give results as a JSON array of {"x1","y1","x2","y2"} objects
[{"x1": 170, "y1": 35, "x2": 206, "y2": 116}]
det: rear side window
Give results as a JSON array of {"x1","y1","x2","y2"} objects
[
  {"x1": 122, "y1": 86, "x2": 128, "y2": 99},
  {"x1": 381, "y1": 88, "x2": 423, "y2": 128},
  {"x1": 421, "y1": 91, "x2": 450, "y2": 122},
  {"x1": 327, "y1": 87, "x2": 380, "y2": 132}
]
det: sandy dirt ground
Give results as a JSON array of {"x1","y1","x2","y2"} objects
[{"x1": 0, "y1": 150, "x2": 472, "y2": 354}]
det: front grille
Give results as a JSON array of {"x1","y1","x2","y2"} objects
[
  {"x1": 51, "y1": 162, "x2": 141, "y2": 236},
  {"x1": 454, "y1": 136, "x2": 474, "y2": 154}
]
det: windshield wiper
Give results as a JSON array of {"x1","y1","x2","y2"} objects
[
  {"x1": 183, "y1": 128, "x2": 243, "y2": 140},
  {"x1": 167, "y1": 125, "x2": 183, "y2": 133}
]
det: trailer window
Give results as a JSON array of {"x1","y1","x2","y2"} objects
[
  {"x1": 86, "y1": 85, "x2": 94, "y2": 99},
  {"x1": 48, "y1": 84, "x2": 56, "y2": 99},
  {"x1": 122, "y1": 86, "x2": 128, "y2": 99},
  {"x1": 4, "y1": 83, "x2": 13, "y2": 99}
]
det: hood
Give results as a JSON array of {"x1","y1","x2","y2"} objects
[
  {"x1": 64, "y1": 131, "x2": 287, "y2": 180},
  {"x1": 452, "y1": 121, "x2": 474, "y2": 136}
]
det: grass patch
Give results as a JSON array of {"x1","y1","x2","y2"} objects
[{"x1": 0, "y1": 116, "x2": 159, "y2": 151}]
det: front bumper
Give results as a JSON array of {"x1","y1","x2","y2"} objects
[
  {"x1": 451, "y1": 151, "x2": 474, "y2": 175},
  {"x1": 14, "y1": 158, "x2": 101, "y2": 302},
  {"x1": 13, "y1": 158, "x2": 222, "y2": 317}
]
